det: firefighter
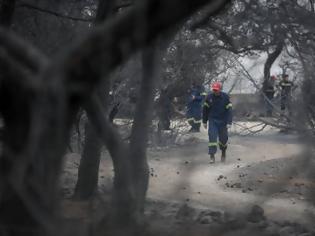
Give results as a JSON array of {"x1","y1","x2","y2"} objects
[
  {"x1": 202, "y1": 82, "x2": 232, "y2": 164},
  {"x1": 186, "y1": 83, "x2": 205, "y2": 132},
  {"x1": 278, "y1": 74, "x2": 295, "y2": 115}
]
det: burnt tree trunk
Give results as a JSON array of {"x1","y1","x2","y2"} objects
[
  {"x1": 128, "y1": 48, "x2": 155, "y2": 219},
  {"x1": 84, "y1": 97, "x2": 135, "y2": 224},
  {"x1": 0, "y1": 81, "x2": 39, "y2": 236},
  {"x1": 74, "y1": 122, "x2": 103, "y2": 199},
  {"x1": 263, "y1": 41, "x2": 284, "y2": 82},
  {"x1": 73, "y1": 0, "x2": 115, "y2": 200},
  {"x1": 0, "y1": 2, "x2": 43, "y2": 235},
  {"x1": 261, "y1": 41, "x2": 284, "y2": 114}
]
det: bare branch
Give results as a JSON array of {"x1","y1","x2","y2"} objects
[
  {"x1": 0, "y1": 28, "x2": 49, "y2": 72},
  {"x1": 190, "y1": 0, "x2": 232, "y2": 29},
  {"x1": 0, "y1": 48, "x2": 34, "y2": 85},
  {"x1": 227, "y1": 76, "x2": 241, "y2": 94},
  {"x1": 231, "y1": 56, "x2": 288, "y2": 119},
  {"x1": 256, "y1": 118, "x2": 292, "y2": 130},
  {"x1": 129, "y1": 47, "x2": 157, "y2": 153},
  {"x1": 263, "y1": 41, "x2": 284, "y2": 80},
  {"x1": 16, "y1": 2, "x2": 92, "y2": 22},
  {"x1": 233, "y1": 122, "x2": 268, "y2": 135},
  {"x1": 16, "y1": 1, "x2": 133, "y2": 23},
  {"x1": 84, "y1": 95, "x2": 128, "y2": 159},
  {"x1": 62, "y1": 0, "x2": 232, "y2": 101}
]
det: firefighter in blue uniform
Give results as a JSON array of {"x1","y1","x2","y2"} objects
[
  {"x1": 278, "y1": 74, "x2": 295, "y2": 116},
  {"x1": 186, "y1": 83, "x2": 206, "y2": 132},
  {"x1": 202, "y1": 82, "x2": 232, "y2": 163}
]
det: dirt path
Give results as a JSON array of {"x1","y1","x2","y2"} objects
[
  {"x1": 62, "y1": 124, "x2": 315, "y2": 227},
  {"x1": 145, "y1": 128, "x2": 315, "y2": 226}
]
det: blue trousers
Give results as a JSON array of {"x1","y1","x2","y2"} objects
[
  {"x1": 187, "y1": 117, "x2": 201, "y2": 131},
  {"x1": 264, "y1": 94, "x2": 274, "y2": 116},
  {"x1": 208, "y1": 120, "x2": 228, "y2": 155}
]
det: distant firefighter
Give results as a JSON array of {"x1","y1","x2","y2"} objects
[
  {"x1": 186, "y1": 83, "x2": 205, "y2": 132},
  {"x1": 278, "y1": 74, "x2": 295, "y2": 116},
  {"x1": 202, "y1": 82, "x2": 232, "y2": 164}
]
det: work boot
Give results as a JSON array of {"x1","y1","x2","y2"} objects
[
  {"x1": 221, "y1": 149, "x2": 226, "y2": 163},
  {"x1": 209, "y1": 154, "x2": 215, "y2": 164}
]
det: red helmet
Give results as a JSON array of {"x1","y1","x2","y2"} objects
[{"x1": 211, "y1": 82, "x2": 222, "y2": 92}]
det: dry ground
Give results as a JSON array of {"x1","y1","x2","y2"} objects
[{"x1": 61, "y1": 122, "x2": 315, "y2": 235}]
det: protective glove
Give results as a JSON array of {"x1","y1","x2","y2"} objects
[{"x1": 203, "y1": 123, "x2": 207, "y2": 129}]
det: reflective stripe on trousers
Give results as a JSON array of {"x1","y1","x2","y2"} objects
[
  {"x1": 187, "y1": 118, "x2": 202, "y2": 124},
  {"x1": 208, "y1": 120, "x2": 228, "y2": 155}
]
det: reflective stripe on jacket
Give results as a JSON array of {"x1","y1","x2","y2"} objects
[{"x1": 202, "y1": 92, "x2": 232, "y2": 125}]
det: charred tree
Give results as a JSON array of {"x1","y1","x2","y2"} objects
[
  {"x1": 263, "y1": 41, "x2": 284, "y2": 82},
  {"x1": 74, "y1": 0, "x2": 115, "y2": 200},
  {"x1": 73, "y1": 122, "x2": 103, "y2": 199},
  {"x1": 0, "y1": 2, "x2": 44, "y2": 235},
  {"x1": 128, "y1": 46, "x2": 156, "y2": 221}
]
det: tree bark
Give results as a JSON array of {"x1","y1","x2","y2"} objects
[
  {"x1": 0, "y1": 0, "x2": 16, "y2": 27},
  {"x1": 73, "y1": 122, "x2": 102, "y2": 199},
  {"x1": 73, "y1": 0, "x2": 115, "y2": 200},
  {"x1": 263, "y1": 41, "x2": 284, "y2": 81},
  {"x1": 0, "y1": 80, "x2": 41, "y2": 236},
  {"x1": 84, "y1": 96, "x2": 134, "y2": 224},
  {"x1": 310, "y1": 0, "x2": 315, "y2": 12},
  {"x1": 128, "y1": 46, "x2": 157, "y2": 221},
  {"x1": 0, "y1": 2, "x2": 45, "y2": 235}
]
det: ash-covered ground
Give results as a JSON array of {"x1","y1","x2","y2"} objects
[{"x1": 61, "y1": 122, "x2": 315, "y2": 236}]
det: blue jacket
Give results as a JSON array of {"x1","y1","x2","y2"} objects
[
  {"x1": 202, "y1": 92, "x2": 232, "y2": 125},
  {"x1": 186, "y1": 87, "x2": 204, "y2": 119}
]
